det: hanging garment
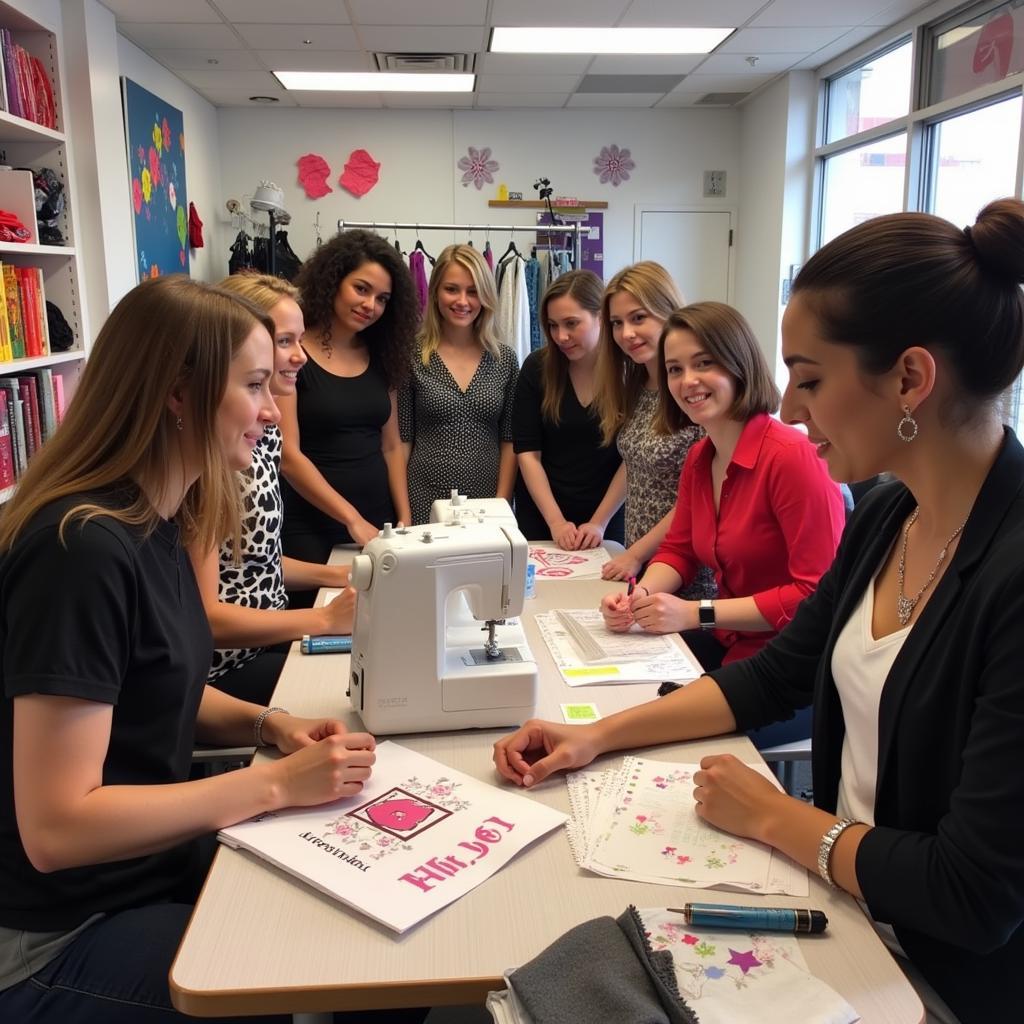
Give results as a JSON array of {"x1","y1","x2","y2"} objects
[
  {"x1": 228, "y1": 229, "x2": 253, "y2": 274},
  {"x1": 409, "y1": 249, "x2": 429, "y2": 315},
  {"x1": 274, "y1": 230, "x2": 302, "y2": 281},
  {"x1": 188, "y1": 202, "x2": 204, "y2": 248},
  {"x1": 483, "y1": 240, "x2": 494, "y2": 273},
  {"x1": 525, "y1": 257, "x2": 542, "y2": 352},
  {"x1": 497, "y1": 254, "x2": 530, "y2": 364}
]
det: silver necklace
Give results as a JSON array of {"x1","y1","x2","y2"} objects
[{"x1": 896, "y1": 507, "x2": 967, "y2": 626}]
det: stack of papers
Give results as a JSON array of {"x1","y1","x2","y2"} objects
[
  {"x1": 536, "y1": 608, "x2": 704, "y2": 685},
  {"x1": 218, "y1": 742, "x2": 566, "y2": 933},
  {"x1": 565, "y1": 757, "x2": 808, "y2": 896}
]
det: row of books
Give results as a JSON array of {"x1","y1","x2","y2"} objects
[
  {"x1": 0, "y1": 367, "x2": 65, "y2": 499},
  {"x1": 0, "y1": 264, "x2": 48, "y2": 360},
  {"x1": 0, "y1": 29, "x2": 57, "y2": 129}
]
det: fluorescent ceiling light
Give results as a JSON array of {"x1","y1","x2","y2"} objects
[
  {"x1": 274, "y1": 71, "x2": 474, "y2": 92},
  {"x1": 490, "y1": 26, "x2": 733, "y2": 54}
]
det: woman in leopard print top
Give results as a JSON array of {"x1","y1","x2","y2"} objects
[
  {"x1": 594, "y1": 262, "x2": 716, "y2": 600},
  {"x1": 186, "y1": 275, "x2": 355, "y2": 704}
]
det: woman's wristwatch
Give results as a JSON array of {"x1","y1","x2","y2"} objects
[{"x1": 698, "y1": 599, "x2": 716, "y2": 630}]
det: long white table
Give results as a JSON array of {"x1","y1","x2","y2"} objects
[{"x1": 170, "y1": 577, "x2": 923, "y2": 1022}]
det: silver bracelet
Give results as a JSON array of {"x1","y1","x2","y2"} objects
[
  {"x1": 253, "y1": 706, "x2": 288, "y2": 747},
  {"x1": 817, "y1": 817, "x2": 858, "y2": 887}
]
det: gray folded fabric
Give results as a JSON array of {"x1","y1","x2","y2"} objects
[{"x1": 508, "y1": 905, "x2": 699, "y2": 1024}]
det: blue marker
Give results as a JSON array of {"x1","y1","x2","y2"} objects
[
  {"x1": 670, "y1": 903, "x2": 828, "y2": 934},
  {"x1": 300, "y1": 634, "x2": 352, "y2": 655}
]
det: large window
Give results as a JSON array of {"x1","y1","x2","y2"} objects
[
  {"x1": 820, "y1": 133, "x2": 907, "y2": 245},
  {"x1": 826, "y1": 41, "x2": 913, "y2": 143}
]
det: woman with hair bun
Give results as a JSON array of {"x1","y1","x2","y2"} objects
[{"x1": 495, "y1": 198, "x2": 1024, "y2": 1022}]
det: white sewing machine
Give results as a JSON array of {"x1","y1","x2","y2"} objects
[
  {"x1": 429, "y1": 491, "x2": 519, "y2": 529},
  {"x1": 347, "y1": 519, "x2": 537, "y2": 734}
]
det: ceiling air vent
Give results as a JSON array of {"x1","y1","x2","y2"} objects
[
  {"x1": 695, "y1": 92, "x2": 749, "y2": 106},
  {"x1": 374, "y1": 53, "x2": 474, "y2": 72}
]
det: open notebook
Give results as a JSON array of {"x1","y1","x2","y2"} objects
[{"x1": 218, "y1": 741, "x2": 566, "y2": 933}]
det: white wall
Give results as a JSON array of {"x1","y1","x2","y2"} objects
[
  {"x1": 215, "y1": 106, "x2": 740, "y2": 282},
  {"x1": 735, "y1": 71, "x2": 815, "y2": 376}
]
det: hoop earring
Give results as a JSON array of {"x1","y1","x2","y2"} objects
[
  {"x1": 897, "y1": 405, "x2": 917, "y2": 443},
  {"x1": 175, "y1": 416, "x2": 184, "y2": 432}
]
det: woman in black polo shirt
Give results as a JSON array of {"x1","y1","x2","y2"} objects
[{"x1": 0, "y1": 277, "x2": 377, "y2": 1022}]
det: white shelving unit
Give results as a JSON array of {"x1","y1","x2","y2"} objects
[{"x1": 0, "y1": 0, "x2": 88, "y2": 383}]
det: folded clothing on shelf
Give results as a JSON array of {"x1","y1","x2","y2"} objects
[{"x1": 0, "y1": 209, "x2": 31, "y2": 243}]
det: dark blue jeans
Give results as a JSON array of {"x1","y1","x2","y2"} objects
[{"x1": 0, "y1": 903, "x2": 428, "y2": 1023}]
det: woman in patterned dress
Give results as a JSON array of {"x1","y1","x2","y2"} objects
[
  {"x1": 594, "y1": 262, "x2": 715, "y2": 599},
  {"x1": 187, "y1": 275, "x2": 355, "y2": 705},
  {"x1": 399, "y1": 244, "x2": 519, "y2": 525}
]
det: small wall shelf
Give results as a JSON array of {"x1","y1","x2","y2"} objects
[{"x1": 487, "y1": 200, "x2": 608, "y2": 210}]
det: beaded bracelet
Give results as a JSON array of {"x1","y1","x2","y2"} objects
[
  {"x1": 253, "y1": 706, "x2": 289, "y2": 747},
  {"x1": 817, "y1": 818, "x2": 858, "y2": 887}
]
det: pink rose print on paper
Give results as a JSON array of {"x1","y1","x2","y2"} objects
[
  {"x1": 162, "y1": 117, "x2": 172, "y2": 152},
  {"x1": 297, "y1": 153, "x2": 333, "y2": 199},
  {"x1": 339, "y1": 149, "x2": 381, "y2": 198},
  {"x1": 366, "y1": 797, "x2": 434, "y2": 832},
  {"x1": 148, "y1": 146, "x2": 161, "y2": 187},
  {"x1": 132, "y1": 178, "x2": 142, "y2": 215},
  {"x1": 683, "y1": 933, "x2": 700, "y2": 945},
  {"x1": 593, "y1": 144, "x2": 635, "y2": 187},
  {"x1": 458, "y1": 146, "x2": 499, "y2": 190}
]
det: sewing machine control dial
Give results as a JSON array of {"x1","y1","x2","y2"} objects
[
  {"x1": 350, "y1": 554, "x2": 373, "y2": 591},
  {"x1": 422, "y1": 531, "x2": 433, "y2": 543},
  {"x1": 380, "y1": 522, "x2": 394, "y2": 538}
]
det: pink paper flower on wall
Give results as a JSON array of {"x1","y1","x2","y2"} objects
[
  {"x1": 297, "y1": 153, "x2": 333, "y2": 199},
  {"x1": 339, "y1": 149, "x2": 381, "y2": 198},
  {"x1": 593, "y1": 144, "x2": 635, "y2": 187},
  {"x1": 458, "y1": 146, "x2": 499, "y2": 190}
]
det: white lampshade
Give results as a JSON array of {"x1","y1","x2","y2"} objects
[{"x1": 251, "y1": 181, "x2": 285, "y2": 212}]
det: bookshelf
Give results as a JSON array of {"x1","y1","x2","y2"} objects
[{"x1": 0, "y1": 0, "x2": 89, "y2": 498}]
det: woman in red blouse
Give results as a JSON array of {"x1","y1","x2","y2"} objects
[{"x1": 601, "y1": 302, "x2": 845, "y2": 745}]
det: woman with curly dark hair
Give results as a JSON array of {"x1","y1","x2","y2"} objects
[{"x1": 279, "y1": 230, "x2": 417, "y2": 594}]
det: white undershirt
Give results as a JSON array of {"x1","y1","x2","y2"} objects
[{"x1": 832, "y1": 560, "x2": 911, "y2": 826}]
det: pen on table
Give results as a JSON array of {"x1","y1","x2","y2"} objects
[
  {"x1": 627, "y1": 575, "x2": 637, "y2": 597},
  {"x1": 668, "y1": 902, "x2": 829, "y2": 934}
]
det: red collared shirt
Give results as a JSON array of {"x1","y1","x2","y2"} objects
[{"x1": 650, "y1": 413, "x2": 845, "y2": 664}]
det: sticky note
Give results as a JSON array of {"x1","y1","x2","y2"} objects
[{"x1": 561, "y1": 702, "x2": 601, "y2": 724}]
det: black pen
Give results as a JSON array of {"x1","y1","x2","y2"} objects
[{"x1": 668, "y1": 902, "x2": 828, "y2": 934}]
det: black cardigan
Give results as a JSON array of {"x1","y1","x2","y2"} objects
[{"x1": 711, "y1": 430, "x2": 1024, "y2": 1023}]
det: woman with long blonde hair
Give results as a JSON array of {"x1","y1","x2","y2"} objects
[
  {"x1": 186, "y1": 273, "x2": 356, "y2": 705},
  {"x1": 511, "y1": 270, "x2": 625, "y2": 547},
  {"x1": 399, "y1": 243, "x2": 519, "y2": 524},
  {"x1": 0, "y1": 276, "x2": 376, "y2": 1022},
  {"x1": 595, "y1": 261, "x2": 715, "y2": 598}
]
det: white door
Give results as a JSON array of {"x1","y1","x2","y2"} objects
[{"x1": 634, "y1": 207, "x2": 733, "y2": 304}]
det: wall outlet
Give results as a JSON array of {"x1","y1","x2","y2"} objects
[{"x1": 703, "y1": 170, "x2": 727, "y2": 197}]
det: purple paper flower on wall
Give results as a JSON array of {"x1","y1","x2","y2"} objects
[
  {"x1": 593, "y1": 144, "x2": 635, "y2": 187},
  {"x1": 458, "y1": 146, "x2": 499, "y2": 190}
]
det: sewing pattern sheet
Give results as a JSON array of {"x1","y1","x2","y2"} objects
[
  {"x1": 527, "y1": 543, "x2": 611, "y2": 580},
  {"x1": 639, "y1": 909, "x2": 858, "y2": 1024},
  {"x1": 218, "y1": 741, "x2": 565, "y2": 932},
  {"x1": 566, "y1": 758, "x2": 808, "y2": 896},
  {"x1": 536, "y1": 609, "x2": 704, "y2": 685}
]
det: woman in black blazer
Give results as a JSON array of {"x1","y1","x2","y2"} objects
[{"x1": 494, "y1": 197, "x2": 1024, "y2": 1023}]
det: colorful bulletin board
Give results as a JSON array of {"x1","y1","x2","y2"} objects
[{"x1": 121, "y1": 77, "x2": 189, "y2": 282}]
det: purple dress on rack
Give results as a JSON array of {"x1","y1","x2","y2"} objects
[{"x1": 409, "y1": 249, "x2": 429, "y2": 315}]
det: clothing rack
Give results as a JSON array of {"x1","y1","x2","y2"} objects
[{"x1": 336, "y1": 219, "x2": 590, "y2": 272}]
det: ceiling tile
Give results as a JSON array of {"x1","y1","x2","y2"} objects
[
  {"x1": 718, "y1": 26, "x2": 854, "y2": 52},
  {"x1": 653, "y1": 92, "x2": 710, "y2": 107},
  {"x1": 476, "y1": 74, "x2": 582, "y2": 93},
  {"x1": 475, "y1": 92, "x2": 571, "y2": 107},
  {"x1": 290, "y1": 92, "x2": 384, "y2": 107},
  {"x1": 349, "y1": 0, "x2": 488, "y2": 26},
  {"x1": 697, "y1": 52, "x2": 804, "y2": 74},
  {"x1": 865, "y1": 0, "x2": 934, "y2": 26},
  {"x1": 489, "y1": 0, "x2": 630, "y2": 28},
  {"x1": 101, "y1": 0, "x2": 222, "y2": 22},
  {"x1": 214, "y1": 0, "x2": 350, "y2": 22},
  {"x1": 257, "y1": 50, "x2": 372, "y2": 72},
  {"x1": 233, "y1": 23, "x2": 359, "y2": 49},
  {"x1": 150, "y1": 49, "x2": 263, "y2": 70},
  {"x1": 619, "y1": 0, "x2": 768, "y2": 27},
  {"x1": 791, "y1": 24, "x2": 887, "y2": 69},
  {"x1": 175, "y1": 69, "x2": 285, "y2": 90},
  {"x1": 566, "y1": 92, "x2": 664, "y2": 106},
  {"x1": 577, "y1": 73, "x2": 684, "y2": 92},
  {"x1": 751, "y1": 0, "x2": 892, "y2": 27},
  {"x1": 117, "y1": 23, "x2": 244, "y2": 49},
  {"x1": 477, "y1": 53, "x2": 592, "y2": 74},
  {"x1": 191, "y1": 88, "x2": 298, "y2": 108},
  {"x1": 672, "y1": 72, "x2": 775, "y2": 91},
  {"x1": 382, "y1": 93, "x2": 476, "y2": 108},
  {"x1": 587, "y1": 54, "x2": 705, "y2": 74},
  {"x1": 356, "y1": 26, "x2": 487, "y2": 51}
]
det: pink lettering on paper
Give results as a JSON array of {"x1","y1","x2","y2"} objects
[{"x1": 399, "y1": 817, "x2": 518, "y2": 891}]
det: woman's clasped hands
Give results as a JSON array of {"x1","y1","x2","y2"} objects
[{"x1": 600, "y1": 587, "x2": 697, "y2": 634}]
